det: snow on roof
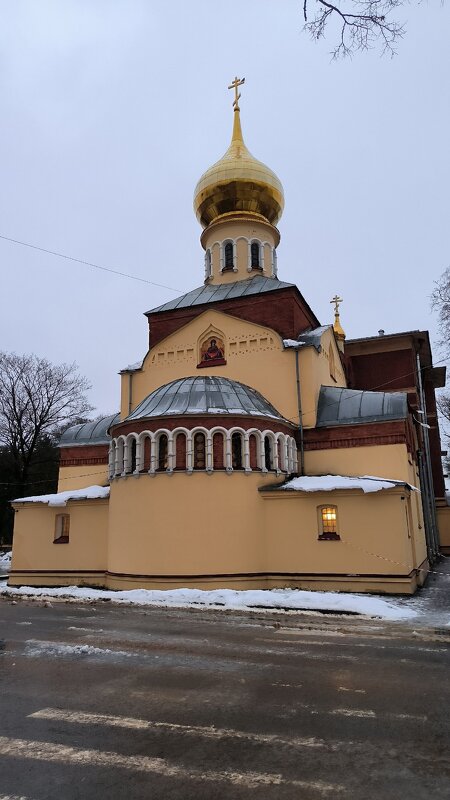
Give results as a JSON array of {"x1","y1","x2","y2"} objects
[
  {"x1": 13, "y1": 485, "x2": 110, "y2": 507},
  {"x1": 120, "y1": 359, "x2": 144, "y2": 374},
  {"x1": 282, "y1": 339, "x2": 306, "y2": 349},
  {"x1": 274, "y1": 475, "x2": 418, "y2": 494}
]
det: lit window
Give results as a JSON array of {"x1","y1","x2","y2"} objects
[
  {"x1": 318, "y1": 506, "x2": 340, "y2": 541},
  {"x1": 54, "y1": 514, "x2": 70, "y2": 543}
]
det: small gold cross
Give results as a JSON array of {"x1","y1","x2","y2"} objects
[
  {"x1": 330, "y1": 295, "x2": 343, "y2": 315},
  {"x1": 228, "y1": 76, "x2": 245, "y2": 111}
]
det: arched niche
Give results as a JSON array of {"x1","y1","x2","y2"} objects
[{"x1": 197, "y1": 325, "x2": 227, "y2": 369}]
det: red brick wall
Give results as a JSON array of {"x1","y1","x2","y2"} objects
[
  {"x1": 146, "y1": 287, "x2": 320, "y2": 349},
  {"x1": 112, "y1": 415, "x2": 294, "y2": 438},
  {"x1": 59, "y1": 444, "x2": 109, "y2": 467}
]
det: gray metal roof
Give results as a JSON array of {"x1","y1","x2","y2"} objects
[
  {"x1": 316, "y1": 386, "x2": 408, "y2": 428},
  {"x1": 59, "y1": 413, "x2": 120, "y2": 447},
  {"x1": 124, "y1": 377, "x2": 286, "y2": 422},
  {"x1": 147, "y1": 276, "x2": 295, "y2": 314}
]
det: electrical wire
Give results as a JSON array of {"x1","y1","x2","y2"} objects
[{"x1": 0, "y1": 233, "x2": 183, "y2": 293}]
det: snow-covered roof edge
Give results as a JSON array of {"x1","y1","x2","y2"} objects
[
  {"x1": 12, "y1": 485, "x2": 110, "y2": 508},
  {"x1": 260, "y1": 474, "x2": 419, "y2": 494}
]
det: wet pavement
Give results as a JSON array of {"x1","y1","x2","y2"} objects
[{"x1": 0, "y1": 597, "x2": 449, "y2": 799}]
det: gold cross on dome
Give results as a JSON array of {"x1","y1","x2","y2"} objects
[
  {"x1": 330, "y1": 295, "x2": 343, "y2": 315},
  {"x1": 228, "y1": 76, "x2": 245, "y2": 111}
]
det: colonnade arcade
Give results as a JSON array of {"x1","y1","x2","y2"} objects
[{"x1": 109, "y1": 426, "x2": 298, "y2": 478}]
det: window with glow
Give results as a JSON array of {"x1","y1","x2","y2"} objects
[
  {"x1": 318, "y1": 505, "x2": 340, "y2": 540},
  {"x1": 54, "y1": 514, "x2": 70, "y2": 543}
]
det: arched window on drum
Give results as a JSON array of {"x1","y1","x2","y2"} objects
[
  {"x1": 231, "y1": 432, "x2": 243, "y2": 470},
  {"x1": 157, "y1": 434, "x2": 168, "y2": 471},
  {"x1": 193, "y1": 432, "x2": 206, "y2": 470},
  {"x1": 250, "y1": 241, "x2": 261, "y2": 269},
  {"x1": 264, "y1": 436, "x2": 272, "y2": 471}
]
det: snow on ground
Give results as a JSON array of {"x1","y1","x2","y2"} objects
[
  {"x1": 0, "y1": 551, "x2": 11, "y2": 567},
  {"x1": 12, "y1": 485, "x2": 110, "y2": 507},
  {"x1": 0, "y1": 581, "x2": 418, "y2": 620},
  {"x1": 281, "y1": 475, "x2": 418, "y2": 493}
]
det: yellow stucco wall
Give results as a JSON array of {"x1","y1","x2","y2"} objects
[
  {"x1": 57, "y1": 465, "x2": 109, "y2": 492},
  {"x1": 9, "y1": 474, "x2": 426, "y2": 593},
  {"x1": 120, "y1": 310, "x2": 345, "y2": 427},
  {"x1": 305, "y1": 443, "x2": 414, "y2": 484},
  {"x1": 106, "y1": 472, "x2": 272, "y2": 580},
  {"x1": 262, "y1": 489, "x2": 418, "y2": 579},
  {"x1": 436, "y1": 503, "x2": 450, "y2": 553},
  {"x1": 9, "y1": 499, "x2": 108, "y2": 584}
]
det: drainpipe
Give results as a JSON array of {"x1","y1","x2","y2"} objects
[
  {"x1": 295, "y1": 349, "x2": 304, "y2": 475},
  {"x1": 416, "y1": 354, "x2": 440, "y2": 562},
  {"x1": 128, "y1": 373, "x2": 133, "y2": 416}
]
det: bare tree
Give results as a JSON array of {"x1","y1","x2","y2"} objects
[
  {"x1": 302, "y1": 0, "x2": 406, "y2": 57},
  {"x1": 431, "y1": 267, "x2": 450, "y2": 356},
  {"x1": 0, "y1": 352, "x2": 92, "y2": 489}
]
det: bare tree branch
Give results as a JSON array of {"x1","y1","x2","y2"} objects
[
  {"x1": 302, "y1": 0, "x2": 406, "y2": 57},
  {"x1": 0, "y1": 352, "x2": 92, "y2": 486}
]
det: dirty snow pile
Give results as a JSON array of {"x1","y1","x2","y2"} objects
[
  {"x1": 12, "y1": 485, "x2": 110, "y2": 507},
  {"x1": 0, "y1": 583, "x2": 418, "y2": 620},
  {"x1": 281, "y1": 475, "x2": 418, "y2": 493},
  {"x1": 0, "y1": 551, "x2": 11, "y2": 567}
]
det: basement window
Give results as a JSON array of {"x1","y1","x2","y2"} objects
[
  {"x1": 54, "y1": 514, "x2": 70, "y2": 544},
  {"x1": 318, "y1": 505, "x2": 340, "y2": 541}
]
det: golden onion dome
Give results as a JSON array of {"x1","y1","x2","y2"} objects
[{"x1": 194, "y1": 107, "x2": 284, "y2": 229}]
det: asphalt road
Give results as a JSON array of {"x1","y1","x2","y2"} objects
[{"x1": 0, "y1": 598, "x2": 449, "y2": 800}]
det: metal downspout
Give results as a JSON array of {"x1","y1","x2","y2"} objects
[
  {"x1": 128, "y1": 373, "x2": 133, "y2": 416},
  {"x1": 416, "y1": 354, "x2": 440, "y2": 562},
  {"x1": 295, "y1": 349, "x2": 304, "y2": 475}
]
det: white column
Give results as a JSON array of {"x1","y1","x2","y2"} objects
[
  {"x1": 186, "y1": 433, "x2": 193, "y2": 472},
  {"x1": 122, "y1": 440, "x2": 129, "y2": 475},
  {"x1": 283, "y1": 437, "x2": 289, "y2": 472},
  {"x1": 167, "y1": 433, "x2": 174, "y2": 472},
  {"x1": 206, "y1": 432, "x2": 213, "y2": 472},
  {"x1": 260, "y1": 435, "x2": 267, "y2": 472},
  {"x1": 108, "y1": 443, "x2": 115, "y2": 479},
  {"x1": 225, "y1": 432, "x2": 232, "y2": 471},
  {"x1": 149, "y1": 437, "x2": 157, "y2": 475},
  {"x1": 244, "y1": 433, "x2": 251, "y2": 472}
]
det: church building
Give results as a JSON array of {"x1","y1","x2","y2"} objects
[{"x1": 9, "y1": 79, "x2": 450, "y2": 595}]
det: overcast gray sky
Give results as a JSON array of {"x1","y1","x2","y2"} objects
[{"x1": 1, "y1": 0, "x2": 449, "y2": 414}]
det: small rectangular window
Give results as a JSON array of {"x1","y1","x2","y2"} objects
[
  {"x1": 54, "y1": 514, "x2": 70, "y2": 543},
  {"x1": 318, "y1": 506, "x2": 340, "y2": 541}
]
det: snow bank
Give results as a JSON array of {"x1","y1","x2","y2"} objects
[
  {"x1": 281, "y1": 475, "x2": 417, "y2": 494},
  {"x1": 0, "y1": 551, "x2": 11, "y2": 567},
  {"x1": 12, "y1": 485, "x2": 110, "y2": 507},
  {"x1": 0, "y1": 582, "x2": 417, "y2": 620}
]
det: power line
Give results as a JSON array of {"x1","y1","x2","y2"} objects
[{"x1": 0, "y1": 233, "x2": 183, "y2": 294}]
